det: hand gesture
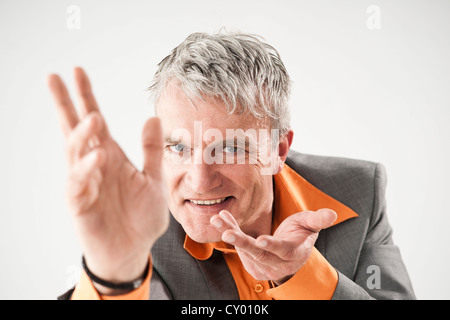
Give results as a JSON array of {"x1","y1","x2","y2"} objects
[
  {"x1": 210, "y1": 209, "x2": 336, "y2": 284},
  {"x1": 48, "y1": 67, "x2": 169, "y2": 289}
]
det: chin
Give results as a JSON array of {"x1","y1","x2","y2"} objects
[
  {"x1": 171, "y1": 201, "x2": 232, "y2": 244},
  {"x1": 183, "y1": 224, "x2": 222, "y2": 243}
]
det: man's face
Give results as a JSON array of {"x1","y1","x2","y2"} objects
[{"x1": 157, "y1": 81, "x2": 280, "y2": 243}]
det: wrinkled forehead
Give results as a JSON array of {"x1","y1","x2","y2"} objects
[{"x1": 155, "y1": 80, "x2": 271, "y2": 134}]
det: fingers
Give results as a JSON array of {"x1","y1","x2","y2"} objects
[
  {"x1": 210, "y1": 211, "x2": 283, "y2": 266},
  {"x1": 210, "y1": 209, "x2": 337, "y2": 282},
  {"x1": 48, "y1": 68, "x2": 109, "y2": 148},
  {"x1": 296, "y1": 209, "x2": 337, "y2": 232},
  {"x1": 211, "y1": 211, "x2": 251, "y2": 248},
  {"x1": 255, "y1": 234, "x2": 314, "y2": 261},
  {"x1": 67, "y1": 148, "x2": 106, "y2": 213},
  {"x1": 211, "y1": 209, "x2": 336, "y2": 264},
  {"x1": 210, "y1": 210, "x2": 244, "y2": 242},
  {"x1": 67, "y1": 112, "x2": 108, "y2": 165},
  {"x1": 48, "y1": 74, "x2": 79, "y2": 138},
  {"x1": 254, "y1": 209, "x2": 336, "y2": 260},
  {"x1": 74, "y1": 67, "x2": 100, "y2": 118},
  {"x1": 142, "y1": 117, "x2": 164, "y2": 178}
]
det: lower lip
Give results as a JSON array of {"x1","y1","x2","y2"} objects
[{"x1": 185, "y1": 197, "x2": 233, "y2": 212}]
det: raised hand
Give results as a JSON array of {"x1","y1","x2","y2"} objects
[
  {"x1": 210, "y1": 209, "x2": 337, "y2": 284},
  {"x1": 48, "y1": 67, "x2": 169, "y2": 292}
]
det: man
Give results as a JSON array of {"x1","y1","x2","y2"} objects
[{"x1": 49, "y1": 32, "x2": 415, "y2": 300}]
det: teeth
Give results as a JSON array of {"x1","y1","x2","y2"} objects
[{"x1": 190, "y1": 198, "x2": 227, "y2": 205}]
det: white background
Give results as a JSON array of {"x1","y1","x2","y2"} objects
[{"x1": 0, "y1": 0, "x2": 449, "y2": 299}]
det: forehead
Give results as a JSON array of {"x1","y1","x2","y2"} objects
[{"x1": 156, "y1": 81, "x2": 270, "y2": 133}]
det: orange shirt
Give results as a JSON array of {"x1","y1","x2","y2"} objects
[
  {"x1": 71, "y1": 164, "x2": 358, "y2": 300},
  {"x1": 71, "y1": 257, "x2": 152, "y2": 300}
]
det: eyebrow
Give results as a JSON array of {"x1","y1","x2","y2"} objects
[
  {"x1": 164, "y1": 136, "x2": 184, "y2": 144},
  {"x1": 164, "y1": 135, "x2": 259, "y2": 150},
  {"x1": 212, "y1": 137, "x2": 258, "y2": 151}
]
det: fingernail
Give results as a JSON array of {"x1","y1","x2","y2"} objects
[
  {"x1": 257, "y1": 239, "x2": 268, "y2": 248},
  {"x1": 224, "y1": 233, "x2": 236, "y2": 243},
  {"x1": 211, "y1": 217, "x2": 223, "y2": 228},
  {"x1": 86, "y1": 150, "x2": 98, "y2": 162},
  {"x1": 219, "y1": 210, "x2": 228, "y2": 218}
]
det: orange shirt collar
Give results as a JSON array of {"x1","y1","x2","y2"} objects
[{"x1": 184, "y1": 163, "x2": 359, "y2": 260}]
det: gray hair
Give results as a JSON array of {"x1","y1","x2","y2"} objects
[{"x1": 149, "y1": 31, "x2": 291, "y2": 137}]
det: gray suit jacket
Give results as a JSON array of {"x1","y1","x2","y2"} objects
[{"x1": 149, "y1": 151, "x2": 416, "y2": 300}]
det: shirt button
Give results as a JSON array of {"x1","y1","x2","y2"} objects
[{"x1": 254, "y1": 283, "x2": 264, "y2": 293}]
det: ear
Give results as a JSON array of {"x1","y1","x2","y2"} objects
[{"x1": 274, "y1": 130, "x2": 293, "y2": 174}]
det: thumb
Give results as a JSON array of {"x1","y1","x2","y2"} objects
[
  {"x1": 142, "y1": 117, "x2": 164, "y2": 178},
  {"x1": 299, "y1": 208, "x2": 337, "y2": 232}
]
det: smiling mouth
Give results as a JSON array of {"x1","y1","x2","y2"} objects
[{"x1": 189, "y1": 197, "x2": 231, "y2": 206}]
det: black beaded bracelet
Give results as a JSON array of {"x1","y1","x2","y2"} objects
[{"x1": 81, "y1": 256, "x2": 149, "y2": 291}]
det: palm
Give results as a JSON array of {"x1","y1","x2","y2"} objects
[
  {"x1": 272, "y1": 213, "x2": 318, "y2": 246},
  {"x1": 76, "y1": 139, "x2": 165, "y2": 258},
  {"x1": 48, "y1": 67, "x2": 168, "y2": 281}
]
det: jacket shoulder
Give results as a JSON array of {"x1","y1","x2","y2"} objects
[
  {"x1": 286, "y1": 150, "x2": 382, "y2": 181},
  {"x1": 285, "y1": 150, "x2": 386, "y2": 221}
]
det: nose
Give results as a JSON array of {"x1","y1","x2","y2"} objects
[{"x1": 185, "y1": 162, "x2": 222, "y2": 195}]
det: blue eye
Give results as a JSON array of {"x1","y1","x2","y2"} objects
[
  {"x1": 169, "y1": 144, "x2": 185, "y2": 152},
  {"x1": 224, "y1": 146, "x2": 247, "y2": 156},
  {"x1": 224, "y1": 146, "x2": 239, "y2": 154}
]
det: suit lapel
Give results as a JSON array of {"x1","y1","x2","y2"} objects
[
  {"x1": 151, "y1": 215, "x2": 239, "y2": 300},
  {"x1": 285, "y1": 151, "x2": 367, "y2": 279}
]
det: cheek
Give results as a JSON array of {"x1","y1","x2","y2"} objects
[
  {"x1": 246, "y1": 172, "x2": 272, "y2": 209},
  {"x1": 248, "y1": 175, "x2": 272, "y2": 204},
  {"x1": 162, "y1": 162, "x2": 184, "y2": 205},
  {"x1": 226, "y1": 165, "x2": 271, "y2": 204}
]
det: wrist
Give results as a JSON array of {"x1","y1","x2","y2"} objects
[{"x1": 83, "y1": 254, "x2": 150, "y2": 295}]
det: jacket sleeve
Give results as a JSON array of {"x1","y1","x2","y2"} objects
[{"x1": 332, "y1": 163, "x2": 416, "y2": 300}]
